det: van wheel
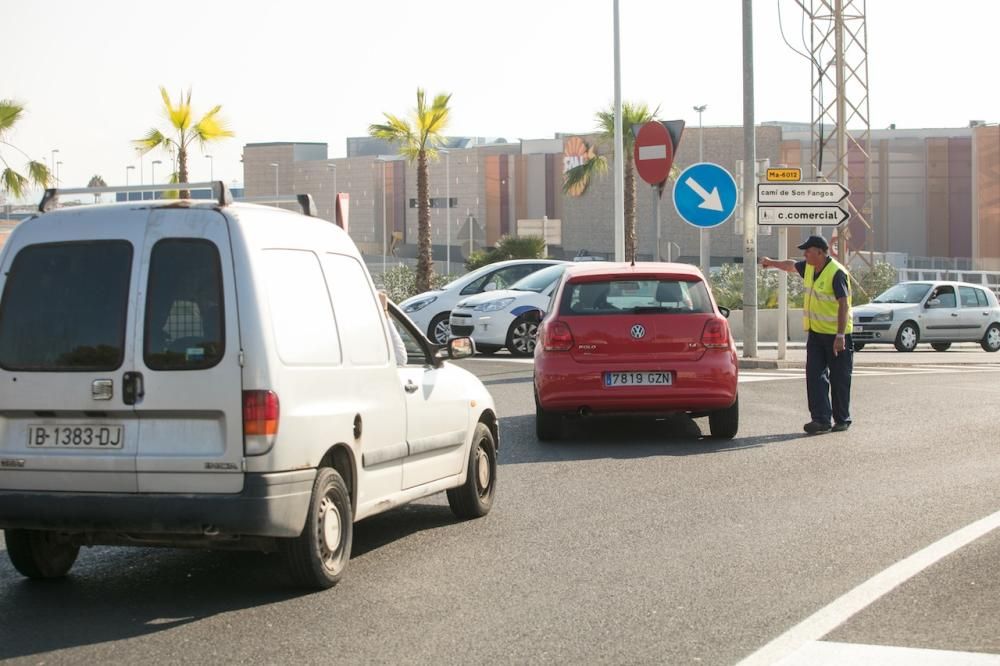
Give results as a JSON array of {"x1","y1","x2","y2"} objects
[
  {"x1": 853, "y1": 343, "x2": 865, "y2": 351},
  {"x1": 982, "y1": 324, "x2": 1000, "y2": 352},
  {"x1": 447, "y1": 423, "x2": 496, "y2": 519},
  {"x1": 281, "y1": 467, "x2": 353, "y2": 589},
  {"x1": 5, "y1": 529, "x2": 80, "y2": 579},
  {"x1": 708, "y1": 395, "x2": 739, "y2": 440},
  {"x1": 428, "y1": 313, "x2": 451, "y2": 345},
  {"x1": 894, "y1": 322, "x2": 919, "y2": 352},
  {"x1": 931, "y1": 342, "x2": 951, "y2": 352},
  {"x1": 506, "y1": 316, "x2": 539, "y2": 357}
]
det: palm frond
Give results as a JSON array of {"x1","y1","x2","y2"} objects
[
  {"x1": 193, "y1": 106, "x2": 235, "y2": 146},
  {"x1": 1, "y1": 167, "x2": 29, "y2": 198},
  {"x1": 160, "y1": 86, "x2": 192, "y2": 131},
  {"x1": 27, "y1": 160, "x2": 51, "y2": 186},
  {"x1": 562, "y1": 155, "x2": 608, "y2": 196},
  {"x1": 0, "y1": 99, "x2": 25, "y2": 137},
  {"x1": 88, "y1": 174, "x2": 107, "y2": 188},
  {"x1": 133, "y1": 128, "x2": 168, "y2": 155}
]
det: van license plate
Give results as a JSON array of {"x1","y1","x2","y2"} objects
[
  {"x1": 604, "y1": 371, "x2": 672, "y2": 387},
  {"x1": 28, "y1": 425, "x2": 124, "y2": 449}
]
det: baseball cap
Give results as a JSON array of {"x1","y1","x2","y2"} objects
[{"x1": 797, "y1": 235, "x2": 829, "y2": 251}]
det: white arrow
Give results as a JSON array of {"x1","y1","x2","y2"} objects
[{"x1": 684, "y1": 176, "x2": 723, "y2": 211}]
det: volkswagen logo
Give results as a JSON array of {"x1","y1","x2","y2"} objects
[{"x1": 630, "y1": 324, "x2": 646, "y2": 339}]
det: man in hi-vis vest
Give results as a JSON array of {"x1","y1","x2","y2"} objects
[{"x1": 760, "y1": 235, "x2": 854, "y2": 434}]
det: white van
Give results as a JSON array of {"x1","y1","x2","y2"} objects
[{"x1": 0, "y1": 183, "x2": 498, "y2": 589}]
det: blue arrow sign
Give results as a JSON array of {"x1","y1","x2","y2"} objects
[{"x1": 672, "y1": 162, "x2": 738, "y2": 229}]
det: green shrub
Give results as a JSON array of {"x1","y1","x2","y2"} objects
[
  {"x1": 464, "y1": 234, "x2": 547, "y2": 271},
  {"x1": 852, "y1": 261, "x2": 898, "y2": 305},
  {"x1": 380, "y1": 264, "x2": 454, "y2": 303}
]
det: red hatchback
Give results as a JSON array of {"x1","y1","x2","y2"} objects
[{"x1": 533, "y1": 263, "x2": 739, "y2": 440}]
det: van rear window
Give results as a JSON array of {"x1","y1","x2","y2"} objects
[
  {"x1": 144, "y1": 239, "x2": 225, "y2": 370},
  {"x1": 0, "y1": 241, "x2": 133, "y2": 371},
  {"x1": 559, "y1": 279, "x2": 714, "y2": 315}
]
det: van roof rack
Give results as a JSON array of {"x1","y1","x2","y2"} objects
[
  {"x1": 237, "y1": 194, "x2": 317, "y2": 217},
  {"x1": 39, "y1": 181, "x2": 233, "y2": 212}
]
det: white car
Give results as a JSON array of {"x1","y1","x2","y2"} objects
[
  {"x1": 449, "y1": 263, "x2": 568, "y2": 356},
  {"x1": 852, "y1": 280, "x2": 1000, "y2": 352},
  {"x1": 401, "y1": 259, "x2": 564, "y2": 344}
]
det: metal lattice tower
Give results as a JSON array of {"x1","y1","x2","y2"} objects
[{"x1": 798, "y1": 0, "x2": 873, "y2": 266}]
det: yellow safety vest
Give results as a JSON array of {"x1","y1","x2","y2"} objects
[{"x1": 803, "y1": 258, "x2": 853, "y2": 334}]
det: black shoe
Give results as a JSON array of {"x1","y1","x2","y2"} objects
[
  {"x1": 832, "y1": 422, "x2": 851, "y2": 432},
  {"x1": 803, "y1": 421, "x2": 832, "y2": 434}
]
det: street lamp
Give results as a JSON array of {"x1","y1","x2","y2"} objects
[
  {"x1": 206, "y1": 154, "x2": 214, "y2": 181},
  {"x1": 270, "y1": 162, "x2": 279, "y2": 199},
  {"x1": 56, "y1": 161, "x2": 63, "y2": 185},
  {"x1": 51, "y1": 149, "x2": 59, "y2": 183},
  {"x1": 125, "y1": 165, "x2": 135, "y2": 200},
  {"x1": 439, "y1": 149, "x2": 451, "y2": 275},
  {"x1": 328, "y1": 162, "x2": 337, "y2": 220},
  {"x1": 693, "y1": 104, "x2": 709, "y2": 276},
  {"x1": 152, "y1": 160, "x2": 162, "y2": 184}
]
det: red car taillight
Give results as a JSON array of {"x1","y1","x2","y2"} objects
[
  {"x1": 544, "y1": 321, "x2": 575, "y2": 351},
  {"x1": 243, "y1": 390, "x2": 279, "y2": 436},
  {"x1": 701, "y1": 318, "x2": 730, "y2": 348}
]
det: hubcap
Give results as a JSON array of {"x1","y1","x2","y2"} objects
[
  {"x1": 433, "y1": 319, "x2": 450, "y2": 344},
  {"x1": 901, "y1": 327, "x2": 917, "y2": 349},
  {"x1": 475, "y1": 443, "x2": 491, "y2": 495},
  {"x1": 513, "y1": 323, "x2": 538, "y2": 353},
  {"x1": 320, "y1": 495, "x2": 342, "y2": 555},
  {"x1": 988, "y1": 327, "x2": 1000, "y2": 350}
]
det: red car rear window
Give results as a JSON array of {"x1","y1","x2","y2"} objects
[{"x1": 559, "y1": 279, "x2": 714, "y2": 316}]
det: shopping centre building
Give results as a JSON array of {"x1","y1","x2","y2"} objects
[{"x1": 243, "y1": 121, "x2": 999, "y2": 271}]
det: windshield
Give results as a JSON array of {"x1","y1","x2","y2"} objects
[
  {"x1": 873, "y1": 282, "x2": 932, "y2": 304},
  {"x1": 509, "y1": 264, "x2": 565, "y2": 293}
]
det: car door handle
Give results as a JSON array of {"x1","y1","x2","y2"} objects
[
  {"x1": 950, "y1": 313, "x2": 959, "y2": 317},
  {"x1": 404, "y1": 380, "x2": 418, "y2": 393}
]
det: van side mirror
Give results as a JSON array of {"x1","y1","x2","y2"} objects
[{"x1": 435, "y1": 336, "x2": 475, "y2": 362}]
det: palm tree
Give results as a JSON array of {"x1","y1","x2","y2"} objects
[
  {"x1": 369, "y1": 89, "x2": 451, "y2": 293},
  {"x1": 0, "y1": 100, "x2": 51, "y2": 200},
  {"x1": 564, "y1": 102, "x2": 677, "y2": 261},
  {"x1": 133, "y1": 87, "x2": 233, "y2": 198},
  {"x1": 87, "y1": 175, "x2": 107, "y2": 203}
]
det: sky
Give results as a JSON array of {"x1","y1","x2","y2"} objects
[{"x1": 2, "y1": 0, "x2": 998, "y2": 204}]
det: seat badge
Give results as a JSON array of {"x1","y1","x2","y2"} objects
[
  {"x1": 92, "y1": 379, "x2": 113, "y2": 401},
  {"x1": 630, "y1": 324, "x2": 646, "y2": 339}
]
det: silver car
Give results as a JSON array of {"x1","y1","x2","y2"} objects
[{"x1": 852, "y1": 281, "x2": 1000, "y2": 352}]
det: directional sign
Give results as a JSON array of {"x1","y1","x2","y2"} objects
[
  {"x1": 633, "y1": 121, "x2": 674, "y2": 185},
  {"x1": 672, "y1": 163, "x2": 738, "y2": 229},
  {"x1": 757, "y1": 205, "x2": 850, "y2": 227},
  {"x1": 757, "y1": 182, "x2": 850, "y2": 205}
]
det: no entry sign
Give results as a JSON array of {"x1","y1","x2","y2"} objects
[{"x1": 633, "y1": 121, "x2": 674, "y2": 186}]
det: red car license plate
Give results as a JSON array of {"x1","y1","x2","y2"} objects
[{"x1": 604, "y1": 371, "x2": 672, "y2": 387}]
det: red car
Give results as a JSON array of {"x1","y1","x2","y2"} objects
[{"x1": 533, "y1": 262, "x2": 739, "y2": 440}]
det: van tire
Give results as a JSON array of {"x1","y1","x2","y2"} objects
[
  {"x1": 447, "y1": 423, "x2": 497, "y2": 520},
  {"x1": 931, "y1": 342, "x2": 951, "y2": 352},
  {"x1": 5, "y1": 529, "x2": 80, "y2": 579},
  {"x1": 281, "y1": 467, "x2": 353, "y2": 590},
  {"x1": 709, "y1": 395, "x2": 739, "y2": 440}
]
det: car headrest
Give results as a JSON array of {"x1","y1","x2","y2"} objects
[{"x1": 655, "y1": 281, "x2": 683, "y2": 302}]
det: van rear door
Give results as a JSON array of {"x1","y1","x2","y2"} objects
[
  {"x1": 132, "y1": 208, "x2": 244, "y2": 493},
  {"x1": 0, "y1": 209, "x2": 146, "y2": 492}
]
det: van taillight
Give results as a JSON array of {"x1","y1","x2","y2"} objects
[
  {"x1": 544, "y1": 321, "x2": 574, "y2": 351},
  {"x1": 243, "y1": 390, "x2": 279, "y2": 436},
  {"x1": 701, "y1": 319, "x2": 730, "y2": 348}
]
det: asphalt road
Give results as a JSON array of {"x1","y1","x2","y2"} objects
[{"x1": 1, "y1": 355, "x2": 998, "y2": 665}]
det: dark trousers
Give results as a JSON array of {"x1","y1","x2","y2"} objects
[{"x1": 805, "y1": 331, "x2": 853, "y2": 426}]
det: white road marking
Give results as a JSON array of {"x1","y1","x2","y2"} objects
[
  {"x1": 773, "y1": 641, "x2": 1000, "y2": 665},
  {"x1": 736, "y1": 508, "x2": 1000, "y2": 666}
]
